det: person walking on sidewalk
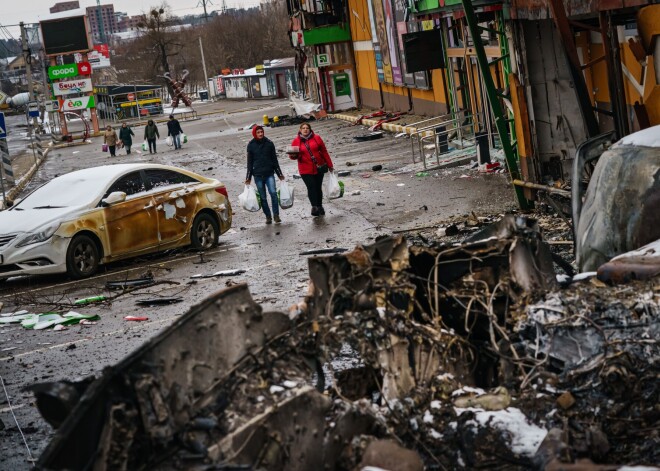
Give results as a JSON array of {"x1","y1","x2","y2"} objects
[
  {"x1": 119, "y1": 123, "x2": 135, "y2": 155},
  {"x1": 144, "y1": 119, "x2": 160, "y2": 154},
  {"x1": 245, "y1": 125, "x2": 284, "y2": 224},
  {"x1": 103, "y1": 125, "x2": 119, "y2": 157},
  {"x1": 289, "y1": 123, "x2": 334, "y2": 216},
  {"x1": 167, "y1": 114, "x2": 183, "y2": 150}
]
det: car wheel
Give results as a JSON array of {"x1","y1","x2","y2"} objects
[
  {"x1": 191, "y1": 213, "x2": 219, "y2": 250},
  {"x1": 66, "y1": 234, "x2": 100, "y2": 279}
]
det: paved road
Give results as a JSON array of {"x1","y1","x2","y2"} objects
[{"x1": 0, "y1": 98, "x2": 515, "y2": 468}]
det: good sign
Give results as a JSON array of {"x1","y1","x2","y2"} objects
[
  {"x1": 59, "y1": 95, "x2": 96, "y2": 111},
  {"x1": 53, "y1": 78, "x2": 93, "y2": 96},
  {"x1": 48, "y1": 62, "x2": 92, "y2": 80}
]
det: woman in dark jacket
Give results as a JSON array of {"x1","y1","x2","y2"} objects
[
  {"x1": 119, "y1": 123, "x2": 135, "y2": 155},
  {"x1": 245, "y1": 125, "x2": 284, "y2": 224},
  {"x1": 289, "y1": 123, "x2": 334, "y2": 216}
]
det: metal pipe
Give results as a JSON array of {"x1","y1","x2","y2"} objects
[{"x1": 512, "y1": 179, "x2": 571, "y2": 197}]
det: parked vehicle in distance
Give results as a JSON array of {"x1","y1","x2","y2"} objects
[{"x1": 0, "y1": 164, "x2": 232, "y2": 280}]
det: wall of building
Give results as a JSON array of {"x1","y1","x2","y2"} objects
[{"x1": 347, "y1": 0, "x2": 448, "y2": 116}]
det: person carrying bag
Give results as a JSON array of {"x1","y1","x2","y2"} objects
[{"x1": 289, "y1": 123, "x2": 334, "y2": 217}]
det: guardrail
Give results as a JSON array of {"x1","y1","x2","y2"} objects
[{"x1": 412, "y1": 113, "x2": 483, "y2": 169}]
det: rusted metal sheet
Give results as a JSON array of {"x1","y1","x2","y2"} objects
[
  {"x1": 36, "y1": 284, "x2": 299, "y2": 470},
  {"x1": 597, "y1": 239, "x2": 660, "y2": 283}
]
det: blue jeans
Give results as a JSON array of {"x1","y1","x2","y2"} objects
[
  {"x1": 173, "y1": 133, "x2": 181, "y2": 149},
  {"x1": 254, "y1": 175, "x2": 279, "y2": 218}
]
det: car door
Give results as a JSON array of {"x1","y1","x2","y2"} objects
[
  {"x1": 102, "y1": 170, "x2": 160, "y2": 257},
  {"x1": 145, "y1": 169, "x2": 200, "y2": 246}
]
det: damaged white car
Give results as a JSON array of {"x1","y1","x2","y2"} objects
[{"x1": 0, "y1": 163, "x2": 232, "y2": 280}]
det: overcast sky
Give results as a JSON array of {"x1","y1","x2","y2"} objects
[{"x1": 1, "y1": 0, "x2": 262, "y2": 37}]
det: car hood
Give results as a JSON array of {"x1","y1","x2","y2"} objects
[{"x1": 0, "y1": 207, "x2": 81, "y2": 235}]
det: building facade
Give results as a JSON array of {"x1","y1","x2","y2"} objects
[
  {"x1": 86, "y1": 4, "x2": 119, "y2": 45},
  {"x1": 288, "y1": 0, "x2": 659, "y2": 204},
  {"x1": 49, "y1": 1, "x2": 80, "y2": 14}
]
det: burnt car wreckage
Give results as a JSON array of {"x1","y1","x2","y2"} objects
[{"x1": 32, "y1": 216, "x2": 659, "y2": 470}]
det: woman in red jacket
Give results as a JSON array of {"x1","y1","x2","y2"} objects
[{"x1": 289, "y1": 123, "x2": 334, "y2": 216}]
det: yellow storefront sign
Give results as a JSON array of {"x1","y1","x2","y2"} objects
[{"x1": 120, "y1": 98, "x2": 162, "y2": 107}]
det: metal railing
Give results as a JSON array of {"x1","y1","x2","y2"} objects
[
  {"x1": 410, "y1": 109, "x2": 475, "y2": 163},
  {"x1": 411, "y1": 112, "x2": 483, "y2": 167}
]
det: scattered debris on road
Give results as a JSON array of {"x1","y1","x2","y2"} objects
[{"x1": 29, "y1": 216, "x2": 660, "y2": 469}]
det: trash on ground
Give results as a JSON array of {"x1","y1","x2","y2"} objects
[
  {"x1": 337, "y1": 170, "x2": 351, "y2": 177},
  {"x1": 299, "y1": 247, "x2": 348, "y2": 255},
  {"x1": 371, "y1": 164, "x2": 383, "y2": 171},
  {"x1": 135, "y1": 297, "x2": 184, "y2": 306},
  {"x1": 73, "y1": 295, "x2": 107, "y2": 306},
  {"x1": 105, "y1": 276, "x2": 156, "y2": 290},
  {"x1": 124, "y1": 316, "x2": 149, "y2": 321},
  {"x1": 191, "y1": 269, "x2": 246, "y2": 279},
  {"x1": 354, "y1": 132, "x2": 384, "y2": 142},
  {"x1": 0, "y1": 311, "x2": 99, "y2": 330}
]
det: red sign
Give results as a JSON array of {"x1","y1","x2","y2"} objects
[
  {"x1": 77, "y1": 62, "x2": 92, "y2": 75},
  {"x1": 127, "y1": 93, "x2": 135, "y2": 101}
]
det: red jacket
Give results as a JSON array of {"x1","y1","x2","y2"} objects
[{"x1": 290, "y1": 132, "x2": 334, "y2": 175}]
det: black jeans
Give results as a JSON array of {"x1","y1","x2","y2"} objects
[
  {"x1": 148, "y1": 138, "x2": 157, "y2": 153},
  {"x1": 109, "y1": 145, "x2": 116, "y2": 156},
  {"x1": 301, "y1": 173, "x2": 324, "y2": 207}
]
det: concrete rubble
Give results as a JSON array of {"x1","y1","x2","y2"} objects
[{"x1": 32, "y1": 216, "x2": 659, "y2": 470}]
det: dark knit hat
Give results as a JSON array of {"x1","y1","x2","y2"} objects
[{"x1": 252, "y1": 125, "x2": 264, "y2": 139}]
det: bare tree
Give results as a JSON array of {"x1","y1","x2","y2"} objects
[
  {"x1": 113, "y1": 0, "x2": 293, "y2": 90},
  {"x1": 135, "y1": 3, "x2": 183, "y2": 95}
]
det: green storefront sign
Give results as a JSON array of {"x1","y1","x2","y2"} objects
[{"x1": 48, "y1": 64, "x2": 78, "y2": 80}]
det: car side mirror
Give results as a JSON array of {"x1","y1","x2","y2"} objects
[{"x1": 101, "y1": 191, "x2": 127, "y2": 206}]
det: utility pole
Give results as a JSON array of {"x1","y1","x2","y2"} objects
[
  {"x1": 20, "y1": 23, "x2": 34, "y2": 103},
  {"x1": 197, "y1": 0, "x2": 213, "y2": 22},
  {"x1": 20, "y1": 22, "x2": 39, "y2": 139},
  {"x1": 199, "y1": 37, "x2": 209, "y2": 91}
]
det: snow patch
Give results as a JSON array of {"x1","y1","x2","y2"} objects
[{"x1": 455, "y1": 407, "x2": 547, "y2": 456}]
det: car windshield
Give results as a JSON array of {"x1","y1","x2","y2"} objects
[{"x1": 14, "y1": 172, "x2": 106, "y2": 210}]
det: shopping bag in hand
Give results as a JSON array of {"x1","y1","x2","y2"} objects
[
  {"x1": 141, "y1": 141, "x2": 148, "y2": 152},
  {"x1": 323, "y1": 172, "x2": 344, "y2": 199},
  {"x1": 278, "y1": 181, "x2": 294, "y2": 209},
  {"x1": 166, "y1": 136, "x2": 173, "y2": 146},
  {"x1": 238, "y1": 185, "x2": 261, "y2": 212},
  {"x1": 102, "y1": 144, "x2": 108, "y2": 152}
]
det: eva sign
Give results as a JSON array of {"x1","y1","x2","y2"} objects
[
  {"x1": 59, "y1": 95, "x2": 96, "y2": 111},
  {"x1": 48, "y1": 62, "x2": 92, "y2": 80},
  {"x1": 52, "y1": 78, "x2": 93, "y2": 96}
]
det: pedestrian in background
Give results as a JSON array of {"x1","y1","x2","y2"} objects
[
  {"x1": 289, "y1": 123, "x2": 334, "y2": 216},
  {"x1": 167, "y1": 114, "x2": 184, "y2": 150},
  {"x1": 245, "y1": 125, "x2": 284, "y2": 224},
  {"x1": 103, "y1": 125, "x2": 119, "y2": 157},
  {"x1": 144, "y1": 119, "x2": 160, "y2": 154},
  {"x1": 119, "y1": 123, "x2": 135, "y2": 155}
]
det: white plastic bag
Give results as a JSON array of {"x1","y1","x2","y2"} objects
[
  {"x1": 238, "y1": 185, "x2": 261, "y2": 212},
  {"x1": 141, "y1": 141, "x2": 148, "y2": 151},
  {"x1": 166, "y1": 136, "x2": 173, "y2": 146},
  {"x1": 323, "y1": 172, "x2": 343, "y2": 199},
  {"x1": 278, "y1": 181, "x2": 294, "y2": 209}
]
